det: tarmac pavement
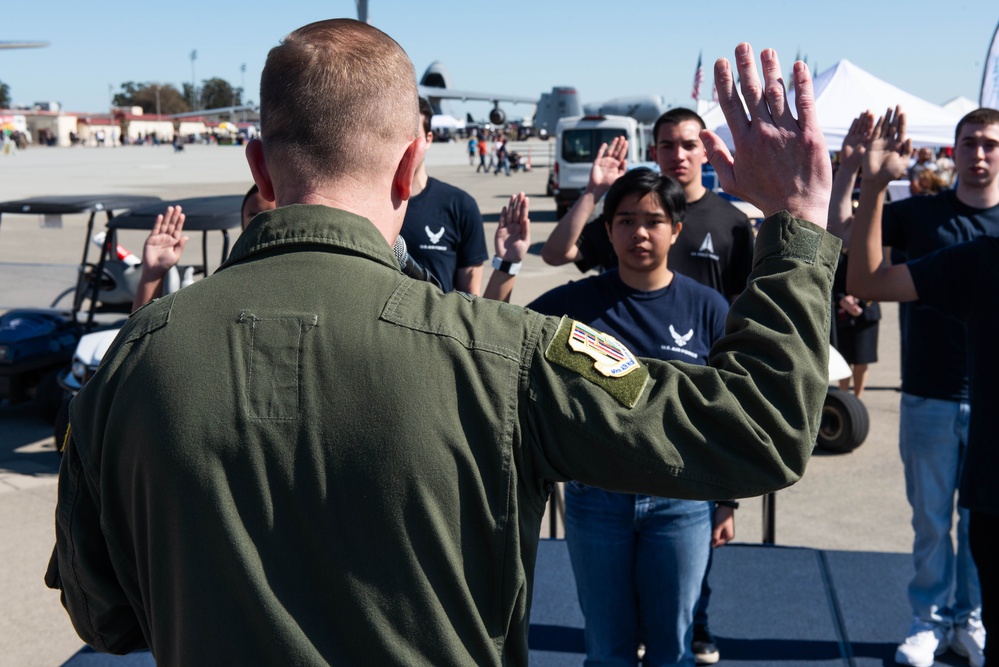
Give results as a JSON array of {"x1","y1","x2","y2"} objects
[{"x1": 0, "y1": 140, "x2": 917, "y2": 665}]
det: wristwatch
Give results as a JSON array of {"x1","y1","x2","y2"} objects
[{"x1": 492, "y1": 255, "x2": 522, "y2": 276}]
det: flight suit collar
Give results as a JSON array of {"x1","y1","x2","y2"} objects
[{"x1": 223, "y1": 204, "x2": 400, "y2": 272}]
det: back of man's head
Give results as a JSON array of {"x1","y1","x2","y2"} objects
[
  {"x1": 259, "y1": 19, "x2": 420, "y2": 188},
  {"x1": 955, "y1": 107, "x2": 999, "y2": 144},
  {"x1": 653, "y1": 107, "x2": 706, "y2": 143}
]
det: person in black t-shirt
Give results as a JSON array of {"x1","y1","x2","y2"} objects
[
  {"x1": 399, "y1": 98, "x2": 488, "y2": 294},
  {"x1": 842, "y1": 106, "x2": 999, "y2": 667}
]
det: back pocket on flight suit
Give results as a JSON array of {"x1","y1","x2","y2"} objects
[{"x1": 238, "y1": 311, "x2": 317, "y2": 420}]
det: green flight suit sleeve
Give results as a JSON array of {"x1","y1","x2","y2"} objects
[{"x1": 522, "y1": 212, "x2": 840, "y2": 500}]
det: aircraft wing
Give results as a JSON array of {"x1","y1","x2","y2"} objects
[
  {"x1": 418, "y1": 85, "x2": 535, "y2": 105},
  {"x1": 168, "y1": 105, "x2": 257, "y2": 120},
  {"x1": 0, "y1": 41, "x2": 49, "y2": 49}
]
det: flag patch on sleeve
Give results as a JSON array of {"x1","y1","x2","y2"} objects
[
  {"x1": 544, "y1": 317, "x2": 649, "y2": 408},
  {"x1": 568, "y1": 321, "x2": 640, "y2": 377}
]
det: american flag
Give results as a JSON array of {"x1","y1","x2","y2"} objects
[{"x1": 692, "y1": 51, "x2": 704, "y2": 101}]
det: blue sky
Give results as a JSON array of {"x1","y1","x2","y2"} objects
[{"x1": 2, "y1": 0, "x2": 997, "y2": 118}]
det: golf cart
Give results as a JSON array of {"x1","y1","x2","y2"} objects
[
  {"x1": 0, "y1": 195, "x2": 161, "y2": 420},
  {"x1": 54, "y1": 195, "x2": 244, "y2": 443}
]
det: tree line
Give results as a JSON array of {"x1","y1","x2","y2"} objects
[
  {"x1": 113, "y1": 78, "x2": 245, "y2": 115},
  {"x1": 0, "y1": 78, "x2": 244, "y2": 115}
]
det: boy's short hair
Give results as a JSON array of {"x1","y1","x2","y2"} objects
[
  {"x1": 652, "y1": 107, "x2": 706, "y2": 144},
  {"x1": 418, "y1": 98, "x2": 433, "y2": 136},
  {"x1": 955, "y1": 107, "x2": 999, "y2": 144},
  {"x1": 604, "y1": 168, "x2": 686, "y2": 225}
]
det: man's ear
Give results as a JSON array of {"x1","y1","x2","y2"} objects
[
  {"x1": 671, "y1": 221, "x2": 683, "y2": 244},
  {"x1": 393, "y1": 134, "x2": 427, "y2": 202},
  {"x1": 246, "y1": 139, "x2": 276, "y2": 203}
]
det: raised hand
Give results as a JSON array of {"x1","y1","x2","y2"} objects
[
  {"x1": 495, "y1": 192, "x2": 531, "y2": 263},
  {"x1": 587, "y1": 136, "x2": 629, "y2": 195},
  {"x1": 141, "y1": 206, "x2": 189, "y2": 277},
  {"x1": 862, "y1": 107, "x2": 911, "y2": 188},
  {"x1": 840, "y1": 111, "x2": 876, "y2": 172},
  {"x1": 700, "y1": 44, "x2": 832, "y2": 227}
]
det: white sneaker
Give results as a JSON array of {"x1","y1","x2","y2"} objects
[
  {"x1": 895, "y1": 619, "x2": 950, "y2": 667},
  {"x1": 952, "y1": 618, "x2": 985, "y2": 667}
]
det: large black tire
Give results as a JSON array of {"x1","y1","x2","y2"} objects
[{"x1": 816, "y1": 387, "x2": 869, "y2": 453}]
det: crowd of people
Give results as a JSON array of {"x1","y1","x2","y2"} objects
[
  {"x1": 470, "y1": 129, "x2": 529, "y2": 176},
  {"x1": 42, "y1": 17, "x2": 997, "y2": 667}
]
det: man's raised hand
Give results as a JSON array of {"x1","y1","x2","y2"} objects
[
  {"x1": 700, "y1": 44, "x2": 832, "y2": 227},
  {"x1": 587, "y1": 136, "x2": 629, "y2": 196},
  {"x1": 862, "y1": 106, "x2": 911, "y2": 189}
]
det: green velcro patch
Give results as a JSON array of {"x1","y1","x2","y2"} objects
[{"x1": 544, "y1": 317, "x2": 649, "y2": 409}]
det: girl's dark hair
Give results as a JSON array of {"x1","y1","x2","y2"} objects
[{"x1": 603, "y1": 168, "x2": 686, "y2": 225}]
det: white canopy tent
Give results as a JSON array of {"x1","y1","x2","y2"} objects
[
  {"x1": 708, "y1": 59, "x2": 963, "y2": 150},
  {"x1": 430, "y1": 114, "x2": 465, "y2": 131},
  {"x1": 943, "y1": 96, "x2": 979, "y2": 115}
]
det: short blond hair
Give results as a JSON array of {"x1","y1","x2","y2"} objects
[{"x1": 259, "y1": 19, "x2": 420, "y2": 184}]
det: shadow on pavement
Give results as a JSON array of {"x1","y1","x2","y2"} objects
[{"x1": 0, "y1": 400, "x2": 60, "y2": 476}]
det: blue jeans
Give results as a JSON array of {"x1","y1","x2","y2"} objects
[
  {"x1": 565, "y1": 483, "x2": 711, "y2": 666},
  {"x1": 899, "y1": 393, "x2": 981, "y2": 627}
]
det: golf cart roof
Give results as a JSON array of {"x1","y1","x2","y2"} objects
[
  {"x1": 108, "y1": 195, "x2": 244, "y2": 231},
  {"x1": 0, "y1": 195, "x2": 162, "y2": 215}
]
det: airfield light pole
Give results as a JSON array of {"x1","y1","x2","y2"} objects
[
  {"x1": 190, "y1": 50, "x2": 198, "y2": 110},
  {"x1": 108, "y1": 83, "x2": 115, "y2": 148},
  {"x1": 240, "y1": 63, "x2": 247, "y2": 122}
]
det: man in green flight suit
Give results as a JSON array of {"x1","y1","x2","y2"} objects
[{"x1": 47, "y1": 19, "x2": 839, "y2": 666}]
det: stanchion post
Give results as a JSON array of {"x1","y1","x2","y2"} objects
[
  {"x1": 762, "y1": 492, "x2": 776, "y2": 544},
  {"x1": 547, "y1": 483, "x2": 565, "y2": 538}
]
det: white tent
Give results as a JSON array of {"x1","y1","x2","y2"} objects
[
  {"x1": 943, "y1": 96, "x2": 979, "y2": 115},
  {"x1": 430, "y1": 114, "x2": 465, "y2": 131},
  {"x1": 710, "y1": 59, "x2": 963, "y2": 150}
]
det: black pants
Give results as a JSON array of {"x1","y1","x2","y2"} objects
[{"x1": 970, "y1": 510, "x2": 997, "y2": 663}]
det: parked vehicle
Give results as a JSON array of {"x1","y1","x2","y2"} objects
[
  {"x1": 0, "y1": 195, "x2": 161, "y2": 420},
  {"x1": 54, "y1": 195, "x2": 244, "y2": 447},
  {"x1": 552, "y1": 115, "x2": 650, "y2": 218}
]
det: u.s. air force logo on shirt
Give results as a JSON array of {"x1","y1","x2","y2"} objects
[
  {"x1": 569, "y1": 321, "x2": 639, "y2": 377},
  {"x1": 544, "y1": 317, "x2": 650, "y2": 408}
]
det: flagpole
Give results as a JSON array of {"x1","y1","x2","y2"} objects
[
  {"x1": 691, "y1": 50, "x2": 704, "y2": 102},
  {"x1": 981, "y1": 17, "x2": 999, "y2": 108}
]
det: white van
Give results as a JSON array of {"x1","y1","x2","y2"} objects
[{"x1": 553, "y1": 114, "x2": 651, "y2": 217}]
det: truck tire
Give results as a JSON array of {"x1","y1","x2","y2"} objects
[{"x1": 816, "y1": 387, "x2": 869, "y2": 453}]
